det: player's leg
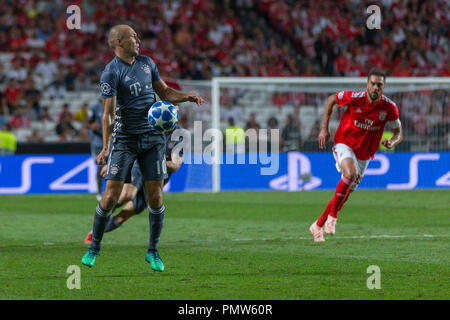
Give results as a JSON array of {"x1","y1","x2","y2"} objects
[
  {"x1": 324, "y1": 157, "x2": 369, "y2": 235},
  {"x1": 310, "y1": 144, "x2": 359, "y2": 241},
  {"x1": 144, "y1": 179, "x2": 165, "y2": 271},
  {"x1": 84, "y1": 183, "x2": 137, "y2": 243},
  {"x1": 139, "y1": 136, "x2": 168, "y2": 272},
  {"x1": 82, "y1": 138, "x2": 137, "y2": 267},
  {"x1": 81, "y1": 179, "x2": 124, "y2": 267},
  {"x1": 105, "y1": 183, "x2": 148, "y2": 232}
]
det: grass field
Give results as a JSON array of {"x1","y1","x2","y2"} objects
[{"x1": 0, "y1": 190, "x2": 449, "y2": 300}]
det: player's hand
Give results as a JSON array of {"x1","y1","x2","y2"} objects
[
  {"x1": 318, "y1": 128, "x2": 330, "y2": 149},
  {"x1": 381, "y1": 138, "x2": 393, "y2": 149},
  {"x1": 185, "y1": 93, "x2": 204, "y2": 106},
  {"x1": 96, "y1": 148, "x2": 109, "y2": 165},
  {"x1": 100, "y1": 165, "x2": 108, "y2": 177}
]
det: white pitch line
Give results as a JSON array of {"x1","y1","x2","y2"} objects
[
  {"x1": 183, "y1": 234, "x2": 450, "y2": 242},
  {"x1": 0, "y1": 234, "x2": 448, "y2": 248}
]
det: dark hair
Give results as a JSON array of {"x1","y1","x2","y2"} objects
[{"x1": 368, "y1": 69, "x2": 386, "y2": 82}]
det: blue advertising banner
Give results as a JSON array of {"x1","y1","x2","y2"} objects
[{"x1": 0, "y1": 152, "x2": 449, "y2": 194}]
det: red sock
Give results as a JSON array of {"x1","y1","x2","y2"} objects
[
  {"x1": 316, "y1": 176, "x2": 353, "y2": 226},
  {"x1": 329, "y1": 176, "x2": 353, "y2": 218}
]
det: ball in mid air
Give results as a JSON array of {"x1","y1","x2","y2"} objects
[{"x1": 148, "y1": 101, "x2": 178, "y2": 132}]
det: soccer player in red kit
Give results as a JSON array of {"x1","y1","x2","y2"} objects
[{"x1": 310, "y1": 69, "x2": 403, "y2": 242}]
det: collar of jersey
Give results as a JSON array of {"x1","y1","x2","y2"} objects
[{"x1": 115, "y1": 55, "x2": 136, "y2": 66}]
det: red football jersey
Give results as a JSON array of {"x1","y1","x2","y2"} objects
[{"x1": 333, "y1": 90, "x2": 400, "y2": 160}]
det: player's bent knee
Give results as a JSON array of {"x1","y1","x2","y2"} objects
[
  {"x1": 100, "y1": 193, "x2": 120, "y2": 210},
  {"x1": 148, "y1": 193, "x2": 163, "y2": 208}
]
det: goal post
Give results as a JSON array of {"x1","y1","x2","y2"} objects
[{"x1": 210, "y1": 77, "x2": 450, "y2": 192}]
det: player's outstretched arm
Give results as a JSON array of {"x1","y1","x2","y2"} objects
[
  {"x1": 97, "y1": 97, "x2": 116, "y2": 165},
  {"x1": 153, "y1": 79, "x2": 204, "y2": 106},
  {"x1": 381, "y1": 125, "x2": 403, "y2": 149},
  {"x1": 318, "y1": 94, "x2": 337, "y2": 149}
]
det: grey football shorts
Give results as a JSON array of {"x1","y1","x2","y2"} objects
[{"x1": 105, "y1": 132, "x2": 168, "y2": 182}]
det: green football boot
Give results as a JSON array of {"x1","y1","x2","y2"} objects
[
  {"x1": 145, "y1": 250, "x2": 165, "y2": 272},
  {"x1": 81, "y1": 247, "x2": 99, "y2": 268}
]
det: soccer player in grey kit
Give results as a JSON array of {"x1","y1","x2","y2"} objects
[
  {"x1": 87, "y1": 99, "x2": 104, "y2": 201},
  {"x1": 81, "y1": 25, "x2": 204, "y2": 271}
]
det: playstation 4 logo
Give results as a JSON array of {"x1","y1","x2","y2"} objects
[{"x1": 269, "y1": 153, "x2": 322, "y2": 191}]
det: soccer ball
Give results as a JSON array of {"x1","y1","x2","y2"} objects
[{"x1": 148, "y1": 101, "x2": 178, "y2": 132}]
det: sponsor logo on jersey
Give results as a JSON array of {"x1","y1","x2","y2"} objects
[
  {"x1": 351, "y1": 91, "x2": 365, "y2": 98},
  {"x1": 354, "y1": 118, "x2": 381, "y2": 131}
]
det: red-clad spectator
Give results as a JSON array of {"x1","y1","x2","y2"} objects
[
  {"x1": 5, "y1": 79, "x2": 22, "y2": 110},
  {"x1": 10, "y1": 108, "x2": 30, "y2": 129},
  {"x1": 393, "y1": 61, "x2": 412, "y2": 77}
]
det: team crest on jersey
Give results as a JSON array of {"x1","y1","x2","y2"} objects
[
  {"x1": 338, "y1": 91, "x2": 344, "y2": 99},
  {"x1": 379, "y1": 111, "x2": 387, "y2": 120},
  {"x1": 142, "y1": 64, "x2": 151, "y2": 74},
  {"x1": 110, "y1": 164, "x2": 119, "y2": 175}
]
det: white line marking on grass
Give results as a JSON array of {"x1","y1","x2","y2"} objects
[
  {"x1": 193, "y1": 234, "x2": 450, "y2": 242},
  {"x1": 0, "y1": 234, "x2": 449, "y2": 248}
]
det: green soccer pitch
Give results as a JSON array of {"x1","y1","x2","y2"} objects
[{"x1": 0, "y1": 190, "x2": 448, "y2": 300}]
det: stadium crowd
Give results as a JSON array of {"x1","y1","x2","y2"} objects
[{"x1": 0, "y1": 0, "x2": 448, "y2": 150}]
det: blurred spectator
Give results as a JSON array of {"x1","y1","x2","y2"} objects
[
  {"x1": 5, "y1": 79, "x2": 22, "y2": 112},
  {"x1": 77, "y1": 123, "x2": 91, "y2": 142},
  {"x1": 307, "y1": 119, "x2": 321, "y2": 141},
  {"x1": 8, "y1": 59, "x2": 27, "y2": 82},
  {"x1": 220, "y1": 95, "x2": 242, "y2": 125},
  {"x1": 22, "y1": 78, "x2": 41, "y2": 116},
  {"x1": 281, "y1": 114, "x2": 301, "y2": 151},
  {"x1": 74, "y1": 73, "x2": 93, "y2": 91},
  {"x1": 0, "y1": 123, "x2": 17, "y2": 155},
  {"x1": 40, "y1": 106, "x2": 53, "y2": 122},
  {"x1": 245, "y1": 112, "x2": 261, "y2": 131},
  {"x1": 34, "y1": 54, "x2": 58, "y2": 80},
  {"x1": 0, "y1": 64, "x2": 6, "y2": 85},
  {"x1": 56, "y1": 113, "x2": 76, "y2": 138},
  {"x1": 10, "y1": 108, "x2": 31, "y2": 129},
  {"x1": 27, "y1": 128, "x2": 44, "y2": 142},
  {"x1": 74, "y1": 102, "x2": 89, "y2": 122},
  {"x1": 47, "y1": 79, "x2": 67, "y2": 99},
  {"x1": 224, "y1": 117, "x2": 245, "y2": 153},
  {"x1": 23, "y1": 100, "x2": 39, "y2": 121},
  {"x1": 58, "y1": 103, "x2": 73, "y2": 122},
  {"x1": 412, "y1": 106, "x2": 428, "y2": 136}
]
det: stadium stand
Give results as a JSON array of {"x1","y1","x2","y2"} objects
[{"x1": 0, "y1": 0, "x2": 448, "y2": 150}]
